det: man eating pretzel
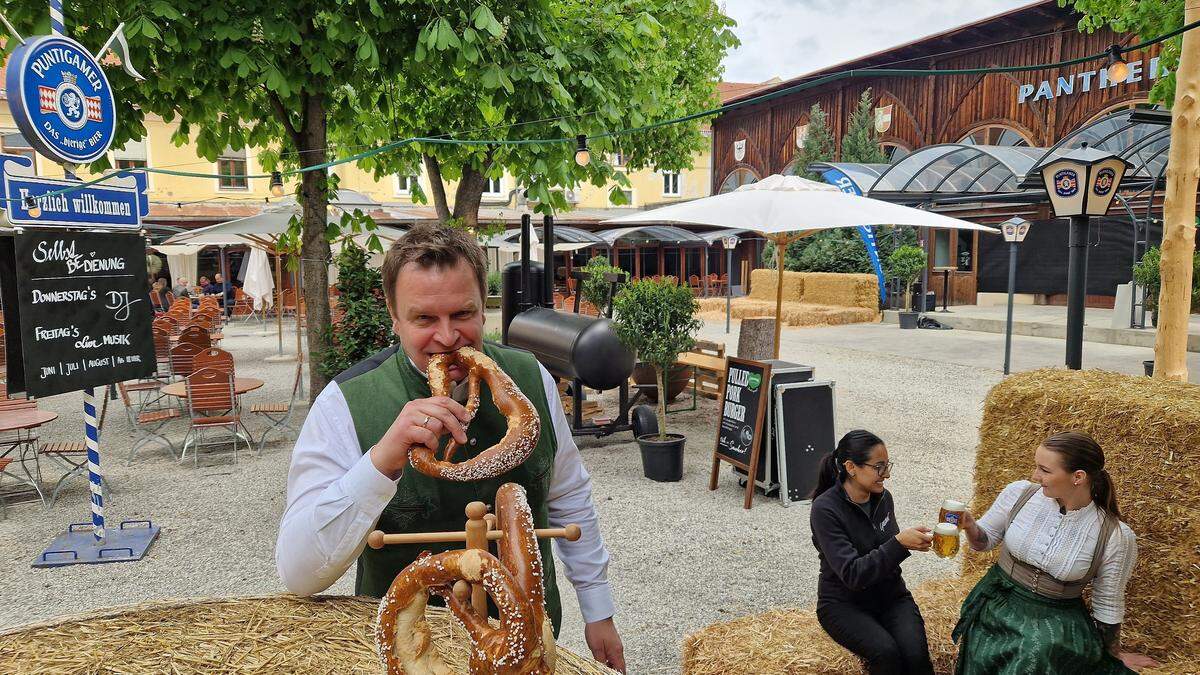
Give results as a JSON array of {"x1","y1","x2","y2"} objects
[{"x1": 276, "y1": 223, "x2": 625, "y2": 672}]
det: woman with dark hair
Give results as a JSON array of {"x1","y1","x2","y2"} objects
[
  {"x1": 810, "y1": 430, "x2": 934, "y2": 675},
  {"x1": 953, "y1": 431, "x2": 1147, "y2": 673}
]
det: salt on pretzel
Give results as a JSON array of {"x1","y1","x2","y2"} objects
[
  {"x1": 375, "y1": 483, "x2": 556, "y2": 674},
  {"x1": 411, "y1": 346, "x2": 540, "y2": 482}
]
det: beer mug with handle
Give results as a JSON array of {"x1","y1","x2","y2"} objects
[
  {"x1": 938, "y1": 499, "x2": 966, "y2": 527},
  {"x1": 933, "y1": 522, "x2": 960, "y2": 558}
]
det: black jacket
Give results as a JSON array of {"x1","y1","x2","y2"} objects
[{"x1": 810, "y1": 481, "x2": 911, "y2": 609}]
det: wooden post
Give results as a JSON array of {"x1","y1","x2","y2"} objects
[
  {"x1": 1154, "y1": 0, "x2": 1200, "y2": 382},
  {"x1": 772, "y1": 234, "x2": 792, "y2": 360},
  {"x1": 464, "y1": 501, "x2": 489, "y2": 618}
]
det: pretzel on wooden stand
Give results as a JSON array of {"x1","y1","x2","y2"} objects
[
  {"x1": 410, "y1": 347, "x2": 540, "y2": 483},
  {"x1": 372, "y1": 483, "x2": 580, "y2": 674}
]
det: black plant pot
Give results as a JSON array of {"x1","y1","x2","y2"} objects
[
  {"x1": 637, "y1": 433, "x2": 685, "y2": 482},
  {"x1": 898, "y1": 311, "x2": 919, "y2": 329},
  {"x1": 1144, "y1": 360, "x2": 1155, "y2": 377}
]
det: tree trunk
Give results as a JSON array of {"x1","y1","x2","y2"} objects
[
  {"x1": 655, "y1": 365, "x2": 668, "y2": 440},
  {"x1": 300, "y1": 93, "x2": 333, "y2": 400},
  {"x1": 737, "y1": 317, "x2": 776, "y2": 361},
  {"x1": 451, "y1": 163, "x2": 491, "y2": 230},
  {"x1": 422, "y1": 154, "x2": 452, "y2": 222},
  {"x1": 1153, "y1": 1, "x2": 1200, "y2": 382}
]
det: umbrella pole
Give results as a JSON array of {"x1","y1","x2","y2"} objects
[
  {"x1": 275, "y1": 249, "x2": 284, "y2": 355},
  {"x1": 773, "y1": 234, "x2": 789, "y2": 360}
]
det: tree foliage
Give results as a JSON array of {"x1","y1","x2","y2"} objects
[
  {"x1": 886, "y1": 245, "x2": 927, "y2": 311},
  {"x1": 578, "y1": 256, "x2": 627, "y2": 316},
  {"x1": 611, "y1": 278, "x2": 700, "y2": 439},
  {"x1": 791, "y1": 103, "x2": 835, "y2": 180},
  {"x1": 321, "y1": 243, "x2": 396, "y2": 378},
  {"x1": 1063, "y1": 0, "x2": 1182, "y2": 105},
  {"x1": 352, "y1": 0, "x2": 738, "y2": 230},
  {"x1": 841, "y1": 89, "x2": 889, "y2": 164}
]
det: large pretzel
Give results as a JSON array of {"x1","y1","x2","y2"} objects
[
  {"x1": 411, "y1": 346, "x2": 540, "y2": 482},
  {"x1": 375, "y1": 483, "x2": 556, "y2": 674}
]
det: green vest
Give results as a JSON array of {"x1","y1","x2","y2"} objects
[{"x1": 335, "y1": 342, "x2": 562, "y2": 633}]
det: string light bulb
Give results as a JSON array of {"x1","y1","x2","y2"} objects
[
  {"x1": 269, "y1": 171, "x2": 285, "y2": 197},
  {"x1": 574, "y1": 135, "x2": 590, "y2": 167},
  {"x1": 1106, "y1": 44, "x2": 1130, "y2": 82},
  {"x1": 24, "y1": 196, "x2": 41, "y2": 218}
]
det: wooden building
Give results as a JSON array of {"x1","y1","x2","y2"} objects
[{"x1": 712, "y1": 0, "x2": 1172, "y2": 307}]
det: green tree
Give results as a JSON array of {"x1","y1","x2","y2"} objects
[
  {"x1": 841, "y1": 89, "x2": 889, "y2": 164},
  {"x1": 886, "y1": 245, "x2": 927, "y2": 311},
  {"x1": 1, "y1": 2, "x2": 420, "y2": 398},
  {"x1": 791, "y1": 103, "x2": 835, "y2": 180},
  {"x1": 354, "y1": 0, "x2": 738, "y2": 231},
  {"x1": 578, "y1": 256, "x2": 627, "y2": 316},
  {"x1": 1063, "y1": 0, "x2": 1182, "y2": 104},
  {"x1": 321, "y1": 243, "x2": 396, "y2": 378}
]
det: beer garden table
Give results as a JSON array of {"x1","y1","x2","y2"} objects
[
  {"x1": 159, "y1": 377, "x2": 263, "y2": 399},
  {"x1": 0, "y1": 408, "x2": 59, "y2": 505}
]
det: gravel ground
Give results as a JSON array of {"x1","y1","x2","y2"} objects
[{"x1": 0, "y1": 317, "x2": 998, "y2": 673}]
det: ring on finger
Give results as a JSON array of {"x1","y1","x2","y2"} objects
[{"x1": 420, "y1": 414, "x2": 432, "y2": 428}]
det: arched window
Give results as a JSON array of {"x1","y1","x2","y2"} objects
[
  {"x1": 719, "y1": 167, "x2": 759, "y2": 193},
  {"x1": 881, "y1": 143, "x2": 910, "y2": 161},
  {"x1": 958, "y1": 125, "x2": 1031, "y2": 147}
]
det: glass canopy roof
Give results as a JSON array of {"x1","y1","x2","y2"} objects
[
  {"x1": 868, "y1": 144, "x2": 1046, "y2": 197},
  {"x1": 1019, "y1": 108, "x2": 1170, "y2": 188}
]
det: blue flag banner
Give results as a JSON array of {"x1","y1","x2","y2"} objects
[{"x1": 819, "y1": 167, "x2": 886, "y2": 302}]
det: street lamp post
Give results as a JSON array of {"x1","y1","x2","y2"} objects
[
  {"x1": 722, "y1": 235, "x2": 739, "y2": 334},
  {"x1": 1038, "y1": 146, "x2": 1131, "y2": 370},
  {"x1": 1000, "y1": 217, "x2": 1031, "y2": 375}
]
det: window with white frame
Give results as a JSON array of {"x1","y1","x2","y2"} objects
[
  {"x1": 619, "y1": 188, "x2": 635, "y2": 205},
  {"x1": 610, "y1": 151, "x2": 626, "y2": 167},
  {"x1": 113, "y1": 137, "x2": 148, "y2": 170},
  {"x1": 217, "y1": 147, "x2": 249, "y2": 190},
  {"x1": 662, "y1": 171, "x2": 681, "y2": 196},
  {"x1": 483, "y1": 176, "x2": 504, "y2": 196},
  {"x1": 2, "y1": 131, "x2": 36, "y2": 174},
  {"x1": 395, "y1": 175, "x2": 416, "y2": 194}
]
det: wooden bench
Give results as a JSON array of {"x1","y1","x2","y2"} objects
[{"x1": 677, "y1": 340, "x2": 726, "y2": 400}]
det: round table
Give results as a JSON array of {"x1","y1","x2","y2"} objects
[
  {"x1": 0, "y1": 408, "x2": 58, "y2": 432},
  {"x1": 160, "y1": 377, "x2": 264, "y2": 399},
  {"x1": 0, "y1": 408, "x2": 59, "y2": 505}
]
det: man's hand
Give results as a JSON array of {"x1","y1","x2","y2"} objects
[
  {"x1": 370, "y1": 396, "x2": 470, "y2": 479},
  {"x1": 584, "y1": 617, "x2": 626, "y2": 673}
]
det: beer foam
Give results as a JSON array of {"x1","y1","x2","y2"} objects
[{"x1": 933, "y1": 522, "x2": 959, "y2": 535}]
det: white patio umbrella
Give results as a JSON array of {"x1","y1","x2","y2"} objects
[
  {"x1": 603, "y1": 173, "x2": 1001, "y2": 357},
  {"x1": 243, "y1": 246, "x2": 274, "y2": 314}
]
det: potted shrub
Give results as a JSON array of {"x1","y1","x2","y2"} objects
[
  {"x1": 612, "y1": 278, "x2": 702, "y2": 481},
  {"x1": 578, "y1": 256, "x2": 626, "y2": 316},
  {"x1": 486, "y1": 270, "x2": 502, "y2": 309},
  {"x1": 887, "y1": 245, "x2": 927, "y2": 329}
]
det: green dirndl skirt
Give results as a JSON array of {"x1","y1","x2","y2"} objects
[{"x1": 952, "y1": 565, "x2": 1132, "y2": 674}]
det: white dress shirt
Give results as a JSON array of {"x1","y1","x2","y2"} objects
[
  {"x1": 276, "y1": 360, "x2": 615, "y2": 624},
  {"x1": 971, "y1": 480, "x2": 1137, "y2": 623}
]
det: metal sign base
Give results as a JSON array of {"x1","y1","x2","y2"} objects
[{"x1": 33, "y1": 520, "x2": 160, "y2": 568}]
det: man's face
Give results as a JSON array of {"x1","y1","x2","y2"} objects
[
  {"x1": 391, "y1": 258, "x2": 484, "y2": 380},
  {"x1": 215, "y1": 274, "x2": 224, "y2": 283}
]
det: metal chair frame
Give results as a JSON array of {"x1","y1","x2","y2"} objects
[
  {"x1": 251, "y1": 362, "x2": 303, "y2": 450},
  {"x1": 181, "y1": 367, "x2": 253, "y2": 466},
  {"x1": 118, "y1": 381, "x2": 180, "y2": 465}
]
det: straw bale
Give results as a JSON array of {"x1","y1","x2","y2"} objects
[
  {"x1": 697, "y1": 298, "x2": 878, "y2": 328},
  {"x1": 797, "y1": 273, "x2": 878, "y2": 311},
  {"x1": 681, "y1": 573, "x2": 983, "y2": 675},
  {"x1": 971, "y1": 368, "x2": 1200, "y2": 665},
  {"x1": 0, "y1": 594, "x2": 615, "y2": 674}
]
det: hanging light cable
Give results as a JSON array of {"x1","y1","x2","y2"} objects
[
  {"x1": 1106, "y1": 44, "x2": 1130, "y2": 82},
  {"x1": 574, "y1": 135, "x2": 591, "y2": 166}
]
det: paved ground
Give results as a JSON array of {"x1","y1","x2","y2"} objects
[{"x1": 0, "y1": 314, "x2": 1182, "y2": 672}]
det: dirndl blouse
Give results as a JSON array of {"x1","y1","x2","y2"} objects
[{"x1": 971, "y1": 480, "x2": 1137, "y2": 623}]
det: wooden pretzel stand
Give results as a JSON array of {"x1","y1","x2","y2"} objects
[{"x1": 367, "y1": 501, "x2": 580, "y2": 620}]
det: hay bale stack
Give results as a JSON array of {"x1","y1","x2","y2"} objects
[
  {"x1": 681, "y1": 574, "x2": 983, "y2": 675},
  {"x1": 0, "y1": 594, "x2": 615, "y2": 674},
  {"x1": 798, "y1": 273, "x2": 878, "y2": 311},
  {"x1": 697, "y1": 298, "x2": 878, "y2": 327},
  {"x1": 971, "y1": 368, "x2": 1200, "y2": 665}
]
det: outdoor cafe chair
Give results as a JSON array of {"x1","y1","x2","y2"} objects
[
  {"x1": 689, "y1": 275, "x2": 702, "y2": 295},
  {"x1": 250, "y1": 361, "x2": 302, "y2": 450},
  {"x1": 177, "y1": 325, "x2": 211, "y2": 350},
  {"x1": 38, "y1": 441, "x2": 111, "y2": 507},
  {"x1": 169, "y1": 342, "x2": 205, "y2": 380},
  {"x1": 152, "y1": 326, "x2": 172, "y2": 375},
  {"x1": 279, "y1": 289, "x2": 297, "y2": 318},
  {"x1": 169, "y1": 298, "x2": 192, "y2": 317},
  {"x1": 181, "y1": 367, "x2": 252, "y2": 466},
  {"x1": 118, "y1": 381, "x2": 181, "y2": 465},
  {"x1": 193, "y1": 347, "x2": 234, "y2": 375}
]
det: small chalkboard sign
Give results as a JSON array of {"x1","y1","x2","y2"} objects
[
  {"x1": 708, "y1": 357, "x2": 772, "y2": 509},
  {"x1": 3, "y1": 231, "x2": 156, "y2": 397}
]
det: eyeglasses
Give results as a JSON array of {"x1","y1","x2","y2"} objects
[{"x1": 860, "y1": 460, "x2": 894, "y2": 476}]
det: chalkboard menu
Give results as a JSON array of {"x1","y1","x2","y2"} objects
[
  {"x1": 708, "y1": 357, "x2": 772, "y2": 510},
  {"x1": 3, "y1": 231, "x2": 155, "y2": 397}
]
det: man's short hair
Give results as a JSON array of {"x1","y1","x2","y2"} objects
[{"x1": 382, "y1": 224, "x2": 488, "y2": 309}]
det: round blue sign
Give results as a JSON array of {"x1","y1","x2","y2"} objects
[
  {"x1": 1053, "y1": 168, "x2": 1079, "y2": 198},
  {"x1": 5, "y1": 35, "x2": 117, "y2": 165}
]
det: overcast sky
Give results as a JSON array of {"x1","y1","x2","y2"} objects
[{"x1": 720, "y1": 0, "x2": 1034, "y2": 83}]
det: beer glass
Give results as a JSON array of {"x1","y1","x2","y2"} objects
[
  {"x1": 933, "y1": 523, "x2": 960, "y2": 558},
  {"x1": 938, "y1": 499, "x2": 966, "y2": 527}
]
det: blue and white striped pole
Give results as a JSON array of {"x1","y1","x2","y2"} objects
[{"x1": 48, "y1": 0, "x2": 105, "y2": 543}]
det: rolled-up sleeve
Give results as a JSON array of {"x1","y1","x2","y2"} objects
[
  {"x1": 275, "y1": 383, "x2": 398, "y2": 596},
  {"x1": 540, "y1": 366, "x2": 615, "y2": 624}
]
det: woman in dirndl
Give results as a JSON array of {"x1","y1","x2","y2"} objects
[{"x1": 952, "y1": 431, "x2": 1150, "y2": 674}]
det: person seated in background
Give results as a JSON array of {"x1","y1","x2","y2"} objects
[
  {"x1": 952, "y1": 431, "x2": 1155, "y2": 673},
  {"x1": 810, "y1": 430, "x2": 934, "y2": 675},
  {"x1": 171, "y1": 277, "x2": 191, "y2": 298},
  {"x1": 204, "y1": 273, "x2": 236, "y2": 316}
]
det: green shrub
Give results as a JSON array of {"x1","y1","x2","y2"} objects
[
  {"x1": 486, "y1": 270, "x2": 502, "y2": 296},
  {"x1": 1134, "y1": 246, "x2": 1200, "y2": 313},
  {"x1": 612, "y1": 278, "x2": 701, "y2": 440},
  {"x1": 579, "y1": 256, "x2": 627, "y2": 315},
  {"x1": 762, "y1": 226, "x2": 918, "y2": 275},
  {"x1": 320, "y1": 243, "x2": 397, "y2": 378},
  {"x1": 886, "y1": 245, "x2": 927, "y2": 311}
]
